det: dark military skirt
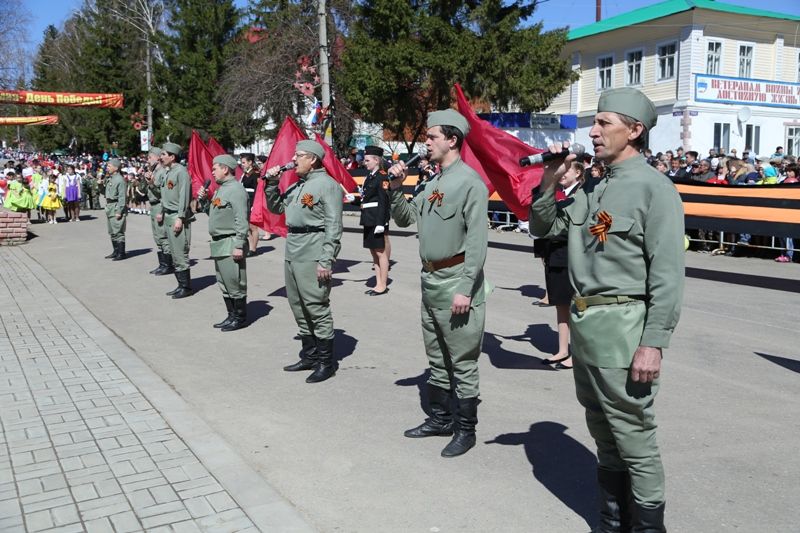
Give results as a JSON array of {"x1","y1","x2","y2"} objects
[{"x1": 362, "y1": 225, "x2": 388, "y2": 250}]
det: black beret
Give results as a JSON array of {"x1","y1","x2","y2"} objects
[{"x1": 364, "y1": 145, "x2": 384, "y2": 157}]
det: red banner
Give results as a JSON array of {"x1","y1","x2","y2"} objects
[
  {"x1": 0, "y1": 115, "x2": 59, "y2": 126},
  {"x1": 0, "y1": 90, "x2": 123, "y2": 108},
  {"x1": 188, "y1": 130, "x2": 214, "y2": 199},
  {"x1": 313, "y1": 133, "x2": 359, "y2": 193}
]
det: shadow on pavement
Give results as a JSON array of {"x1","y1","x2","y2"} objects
[
  {"x1": 191, "y1": 274, "x2": 217, "y2": 293},
  {"x1": 395, "y1": 369, "x2": 433, "y2": 416},
  {"x1": 247, "y1": 300, "x2": 273, "y2": 325},
  {"x1": 483, "y1": 326, "x2": 557, "y2": 370},
  {"x1": 486, "y1": 421, "x2": 597, "y2": 528},
  {"x1": 496, "y1": 284, "x2": 546, "y2": 299},
  {"x1": 333, "y1": 258, "x2": 363, "y2": 274},
  {"x1": 754, "y1": 352, "x2": 800, "y2": 374},
  {"x1": 334, "y1": 328, "x2": 357, "y2": 363},
  {"x1": 124, "y1": 248, "x2": 152, "y2": 259},
  {"x1": 253, "y1": 245, "x2": 275, "y2": 255},
  {"x1": 686, "y1": 266, "x2": 800, "y2": 293}
]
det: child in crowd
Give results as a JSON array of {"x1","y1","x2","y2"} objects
[
  {"x1": 40, "y1": 174, "x2": 62, "y2": 224},
  {"x1": 63, "y1": 165, "x2": 82, "y2": 221},
  {"x1": 3, "y1": 172, "x2": 36, "y2": 215}
]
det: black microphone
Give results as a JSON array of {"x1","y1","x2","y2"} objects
[
  {"x1": 403, "y1": 146, "x2": 429, "y2": 168},
  {"x1": 203, "y1": 179, "x2": 211, "y2": 189},
  {"x1": 519, "y1": 143, "x2": 585, "y2": 167},
  {"x1": 278, "y1": 162, "x2": 296, "y2": 172}
]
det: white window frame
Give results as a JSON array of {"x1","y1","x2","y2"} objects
[
  {"x1": 713, "y1": 122, "x2": 731, "y2": 154},
  {"x1": 787, "y1": 126, "x2": 800, "y2": 156},
  {"x1": 745, "y1": 124, "x2": 761, "y2": 156},
  {"x1": 625, "y1": 48, "x2": 644, "y2": 87},
  {"x1": 737, "y1": 41, "x2": 755, "y2": 79},
  {"x1": 797, "y1": 51, "x2": 800, "y2": 83},
  {"x1": 656, "y1": 40, "x2": 678, "y2": 83},
  {"x1": 597, "y1": 54, "x2": 614, "y2": 92},
  {"x1": 706, "y1": 39, "x2": 723, "y2": 75}
]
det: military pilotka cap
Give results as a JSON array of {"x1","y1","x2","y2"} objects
[
  {"x1": 296, "y1": 140, "x2": 325, "y2": 160},
  {"x1": 364, "y1": 145, "x2": 384, "y2": 157},
  {"x1": 427, "y1": 109, "x2": 470, "y2": 136},
  {"x1": 213, "y1": 154, "x2": 238, "y2": 171},
  {"x1": 107, "y1": 158, "x2": 121, "y2": 168},
  {"x1": 162, "y1": 142, "x2": 182, "y2": 156},
  {"x1": 598, "y1": 88, "x2": 658, "y2": 131},
  {"x1": 148, "y1": 147, "x2": 162, "y2": 156}
]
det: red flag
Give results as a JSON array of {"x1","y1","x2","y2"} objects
[
  {"x1": 313, "y1": 133, "x2": 359, "y2": 193},
  {"x1": 454, "y1": 83, "x2": 543, "y2": 220},
  {"x1": 187, "y1": 130, "x2": 214, "y2": 199},
  {"x1": 460, "y1": 141, "x2": 495, "y2": 195},
  {"x1": 250, "y1": 117, "x2": 307, "y2": 237},
  {"x1": 206, "y1": 137, "x2": 226, "y2": 156}
]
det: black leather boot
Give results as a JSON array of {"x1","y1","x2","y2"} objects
[
  {"x1": 104, "y1": 240, "x2": 118, "y2": 259},
  {"x1": 283, "y1": 335, "x2": 317, "y2": 371},
  {"x1": 441, "y1": 397, "x2": 478, "y2": 457},
  {"x1": 112, "y1": 242, "x2": 126, "y2": 261},
  {"x1": 150, "y1": 252, "x2": 165, "y2": 274},
  {"x1": 155, "y1": 253, "x2": 174, "y2": 276},
  {"x1": 631, "y1": 502, "x2": 666, "y2": 533},
  {"x1": 595, "y1": 468, "x2": 633, "y2": 533},
  {"x1": 171, "y1": 270, "x2": 194, "y2": 299},
  {"x1": 213, "y1": 297, "x2": 234, "y2": 328},
  {"x1": 166, "y1": 271, "x2": 181, "y2": 296},
  {"x1": 306, "y1": 337, "x2": 335, "y2": 383},
  {"x1": 221, "y1": 298, "x2": 248, "y2": 331},
  {"x1": 404, "y1": 385, "x2": 454, "y2": 438}
]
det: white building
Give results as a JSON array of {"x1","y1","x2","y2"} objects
[{"x1": 544, "y1": 0, "x2": 800, "y2": 157}]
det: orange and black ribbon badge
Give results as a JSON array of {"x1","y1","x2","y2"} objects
[
  {"x1": 167, "y1": 180, "x2": 174, "y2": 190},
  {"x1": 212, "y1": 197, "x2": 222, "y2": 208},
  {"x1": 301, "y1": 193, "x2": 314, "y2": 208},
  {"x1": 589, "y1": 211, "x2": 612, "y2": 243},
  {"x1": 427, "y1": 189, "x2": 444, "y2": 207}
]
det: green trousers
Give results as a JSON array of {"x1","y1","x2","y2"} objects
[
  {"x1": 150, "y1": 203, "x2": 170, "y2": 253},
  {"x1": 163, "y1": 212, "x2": 191, "y2": 271},
  {"x1": 215, "y1": 255, "x2": 247, "y2": 299},
  {"x1": 571, "y1": 302, "x2": 665, "y2": 507},
  {"x1": 284, "y1": 260, "x2": 333, "y2": 340},
  {"x1": 105, "y1": 206, "x2": 126, "y2": 243},
  {"x1": 421, "y1": 301, "x2": 485, "y2": 399}
]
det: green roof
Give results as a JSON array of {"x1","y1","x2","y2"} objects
[{"x1": 568, "y1": 0, "x2": 800, "y2": 40}]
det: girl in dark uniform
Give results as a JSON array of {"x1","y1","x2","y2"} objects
[
  {"x1": 239, "y1": 153, "x2": 261, "y2": 256},
  {"x1": 359, "y1": 146, "x2": 391, "y2": 295}
]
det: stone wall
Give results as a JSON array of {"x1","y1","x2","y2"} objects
[{"x1": 0, "y1": 208, "x2": 29, "y2": 245}]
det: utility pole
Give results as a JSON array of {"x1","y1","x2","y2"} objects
[
  {"x1": 596, "y1": 0, "x2": 602, "y2": 22},
  {"x1": 317, "y1": 0, "x2": 332, "y2": 143},
  {"x1": 146, "y1": 38, "x2": 153, "y2": 150}
]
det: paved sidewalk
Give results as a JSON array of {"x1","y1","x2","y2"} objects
[{"x1": 0, "y1": 246, "x2": 312, "y2": 533}]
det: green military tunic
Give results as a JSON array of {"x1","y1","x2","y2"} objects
[
  {"x1": 390, "y1": 156, "x2": 490, "y2": 399},
  {"x1": 206, "y1": 178, "x2": 249, "y2": 299},
  {"x1": 530, "y1": 153, "x2": 684, "y2": 506},
  {"x1": 148, "y1": 165, "x2": 170, "y2": 254},
  {"x1": 160, "y1": 163, "x2": 192, "y2": 271},
  {"x1": 104, "y1": 172, "x2": 127, "y2": 242},
  {"x1": 266, "y1": 168, "x2": 343, "y2": 340}
]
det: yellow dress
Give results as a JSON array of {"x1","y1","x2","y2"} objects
[{"x1": 40, "y1": 183, "x2": 62, "y2": 210}]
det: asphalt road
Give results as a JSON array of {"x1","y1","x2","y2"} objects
[{"x1": 18, "y1": 208, "x2": 800, "y2": 532}]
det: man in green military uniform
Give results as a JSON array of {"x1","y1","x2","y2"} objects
[
  {"x1": 145, "y1": 147, "x2": 173, "y2": 276},
  {"x1": 158, "y1": 142, "x2": 194, "y2": 299},
  {"x1": 387, "y1": 110, "x2": 490, "y2": 458},
  {"x1": 198, "y1": 154, "x2": 250, "y2": 331},
  {"x1": 530, "y1": 87, "x2": 684, "y2": 532},
  {"x1": 98, "y1": 158, "x2": 128, "y2": 261},
  {"x1": 81, "y1": 167, "x2": 98, "y2": 210},
  {"x1": 265, "y1": 140, "x2": 343, "y2": 383}
]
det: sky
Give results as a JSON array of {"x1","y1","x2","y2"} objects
[{"x1": 20, "y1": 0, "x2": 800, "y2": 59}]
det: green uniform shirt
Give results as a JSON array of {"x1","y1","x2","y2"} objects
[
  {"x1": 160, "y1": 163, "x2": 191, "y2": 217},
  {"x1": 147, "y1": 166, "x2": 166, "y2": 203},
  {"x1": 390, "y1": 156, "x2": 489, "y2": 308},
  {"x1": 265, "y1": 168, "x2": 343, "y2": 269},
  {"x1": 104, "y1": 172, "x2": 127, "y2": 215},
  {"x1": 207, "y1": 178, "x2": 249, "y2": 254},
  {"x1": 530, "y1": 154, "x2": 684, "y2": 348}
]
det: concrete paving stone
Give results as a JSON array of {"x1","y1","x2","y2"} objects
[
  {"x1": 103, "y1": 444, "x2": 147, "y2": 463},
  {"x1": 96, "y1": 437, "x2": 121, "y2": 451},
  {"x1": 205, "y1": 491, "x2": 237, "y2": 513},
  {"x1": 135, "y1": 500, "x2": 186, "y2": 518},
  {"x1": 20, "y1": 492, "x2": 74, "y2": 514},
  {"x1": 51, "y1": 503, "x2": 80, "y2": 526},
  {"x1": 169, "y1": 520, "x2": 203, "y2": 533},
  {"x1": 39, "y1": 524, "x2": 85, "y2": 533},
  {"x1": 0, "y1": 515, "x2": 25, "y2": 530},
  {"x1": 109, "y1": 510, "x2": 143, "y2": 533},
  {"x1": 129, "y1": 488, "x2": 157, "y2": 509},
  {"x1": 94, "y1": 478, "x2": 122, "y2": 498},
  {"x1": 25, "y1": 508, "x2": 54, "y2": 531},
  {"x1": 140, "y1": 509, "x2": 192, "y2": 529},
  {"x1": 135, "y1": 429, "x2": 175, "y2": 444},
  {"x1": 40, "y1": 473, "x2": 67, "y2": 492},
  {"x1": 175, "y1": 481, "x2": 225, "y2": 500},
  {"x1": 14, "y1": 461, "x2": 60, "y2": 481},
  {"x1": 68, "y1": 430, "x2": 94, "y2": 444},
  {"x1": 109, "y1": 461, "x2": 137, "y2": 477},
  {"x1": 0, "y1": 497, "x2": 23, "y2": 517},
  {"x1": 34, "y1": 448, "x2": 58, "y2": 464},
  {"x1": 149, "y1": 484, "x2": 179, "y2": 505},
  {"x1": 50, "y1": 434, "x2": 74, "y2": 447},
  {"x1": 121, "y1": 474, "x2": 169, "y2": 493},
  {"x1": 160, "y1": 467, "x2": 190, "y2": 485},
  {"x1": 131, "y1": 457, "x2": 157, "y2": 474},
  {"x1": 10, "y1": 450, "x2": 35, "y2": 466},
  {"x1": 0, "y1": 481, "x2": 19, "y2": 500},
  {"x1": 90, "y1": 425, "x2": 134, "y2": 439},
  {"x1": 182, "y1": 496, "x2": 215, "y2": 519},
  {"x1": 196, "y1": 508, "x2": 254, "y2": 532},
  {"x1": 47, "y1": 422, "x2": 89, "y2": 437},
  {"x1": 83, "y1": 517, "x2": 113, "y2": 533},
  {"x1": 77, "y1": 493, "x2": 132, "y2": 521},
  {"x1": 8, "y1": 436, "x2": 51, "y2": 453},
  {"x1": 69, "y1": 482, "x2": 99, "y2": 502},
  {"x1": 55, "y1": 441, "x2": 99, "y2": 459},
  {"x1": 152, "y1": 452, "x2": 196, "y2": 471}
]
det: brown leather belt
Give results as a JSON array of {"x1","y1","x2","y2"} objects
[{"x1": 422, "y1": 252, "x2": 465, "y2": 273}]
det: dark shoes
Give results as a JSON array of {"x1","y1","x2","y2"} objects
[
  {"x1": 631, "y1": 503, "x2": 666, "y2": 533},
  {"x1": 366, "y1": 288, "x2": 389, "y2": 296},
  {"x1": 306, "y1": 337, "x2": 335, "y2": 383},
  {"x1": 441, "y1": 397, "x2": 479, "y2": 457},
  {"x1": 214, "y1": 297, "x2": 234, "y2": 328},
  {"x1": 169, "y1": 270, "x2": 194, "y2": 299},
  {"x1": 104, "y1": 240, "x2": 118, "y2": 259},
  {"x1": 111, "y1": 242, "x2": 126, "y2": 261},
  {"x1": 220, "y1": 298, "x2": 247, "y2": 331},
  {"x1": 151, "y1": 252, "x2": 175, "y2": 275},
  {"x1": 596, "y1": 468, "x2": 633, "y2": 533},
  {"x1": 404, "y1": 385, "x2": 454, "y2": 438},
  {"x1": 283, "y1": 335, "x2": 318, "y2": 371}
]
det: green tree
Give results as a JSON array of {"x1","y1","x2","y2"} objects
[
  {"x1": 339, "y1": 0, "x2": 577, "y2": 151},
  {"x1": 157, "y1": 0, "x2": 239, "y2": 149}
]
